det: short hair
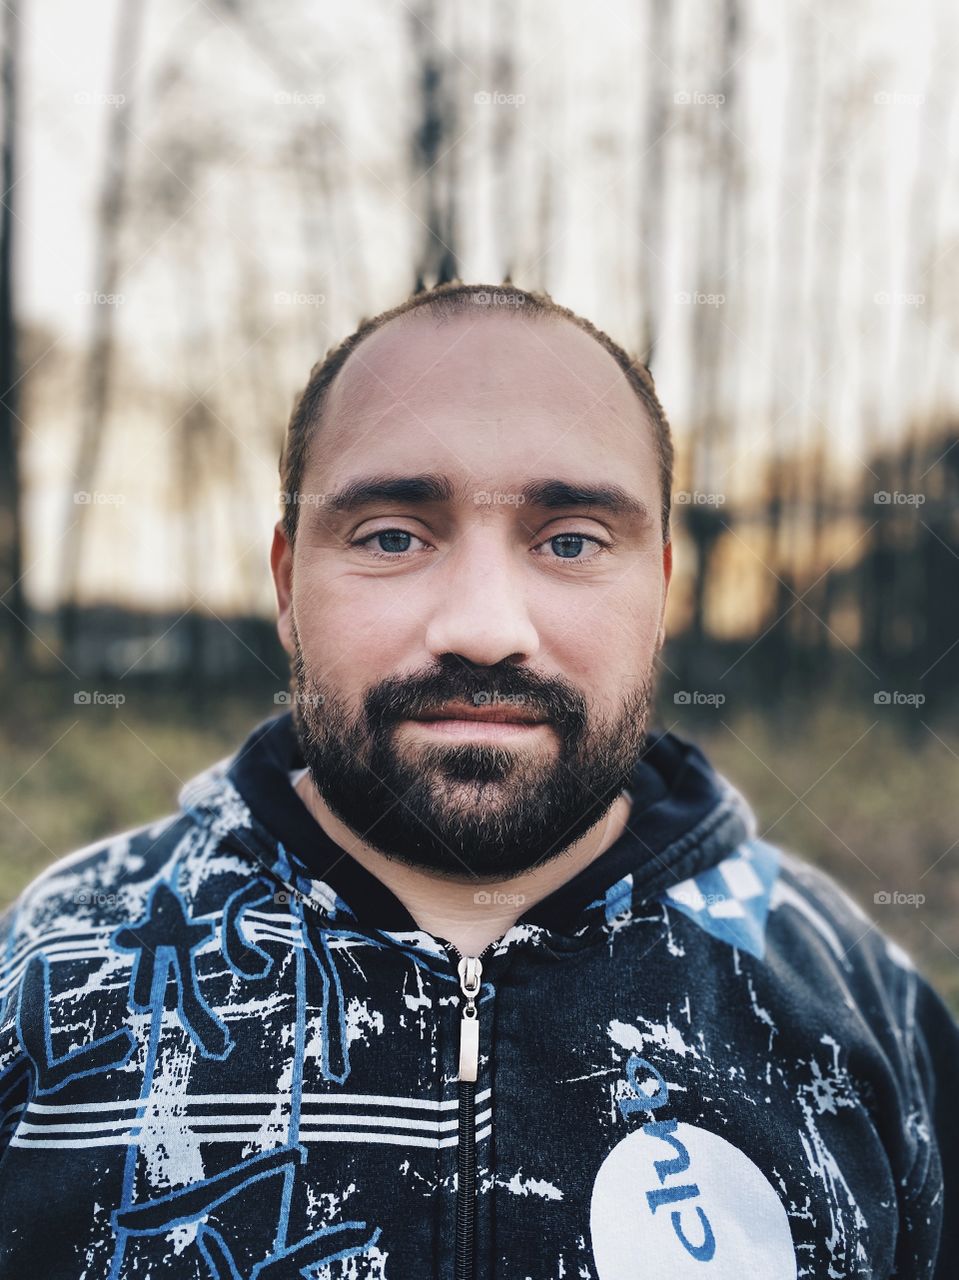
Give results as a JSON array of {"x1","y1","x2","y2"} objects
[{"x1": 279, "y1": 281, "x2": 673, "y2": 544}]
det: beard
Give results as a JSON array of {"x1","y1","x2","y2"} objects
[{"x1": 288, "y1": 620, "x2": 656, "y2": 881}]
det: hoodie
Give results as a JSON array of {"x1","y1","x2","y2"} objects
[{"x1": 0, "y1": 710, "x2": 955, "y2": 1279}]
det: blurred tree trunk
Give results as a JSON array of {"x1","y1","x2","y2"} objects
[
  {"x1": 637, "y1": 0, "x2": 670, "y2": 364},
  {"x1": 0, "y1": 0, "x2": 24, "y2": 670},
  {"x1": 489, "y1": 0, "x2": 516, "y2": 280},
  {"x1": 796, "y1": 13, "x2": 854, "y2": 679},
  {"x1": 684, "y1": 0, "x2": 740, "y2": 670},
  {"x1": 58, "y1": 0, "x2": 146, "y2": 665},
  {"x1": 891, "y1": 30, "x2": 956, "y2": 676},
  {"x1": 760, "y1": 2, "x2": 813, "y2": 687},
  {"x1": 409, "y1": 0, "x2": 459, "y2": 287}
]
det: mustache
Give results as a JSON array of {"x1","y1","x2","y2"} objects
[{"x1": 361, "y1": 663, "x2": 589, "y2": 739}]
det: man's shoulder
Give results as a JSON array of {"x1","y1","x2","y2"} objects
[
  {"x1": 772, "y1": 848, "x2": 910, "y2": 961},
  {"x1": 767, "y1": 846, "x2": 956, "y2": 1032},
  {"x1": 0, "y1": 808, "x2": 196, "y2": 939},
  {"x1": 0, "y1": 752, "x2": 253, "y2": 941},
  {"x1": 771, "y1": 847, "x2": 879, "y2": 949}
]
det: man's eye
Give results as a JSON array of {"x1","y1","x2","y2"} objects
[
  {"x1": 351, "y1": 529, "x2": 609, "y2": 562},
  {"x1": 352, "y1": 529, "x2": 428, "y2": 557},
  {"x1": 536, "y1": 532, "x2": 608, "y2": 562}
]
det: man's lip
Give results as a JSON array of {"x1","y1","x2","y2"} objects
[{"x1": 408, "y1": 703, "x2": 547, "y2": 725}]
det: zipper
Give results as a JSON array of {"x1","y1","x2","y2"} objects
[{"x1": 447, "y1": 940, "x2": 495, "y2": 1280}]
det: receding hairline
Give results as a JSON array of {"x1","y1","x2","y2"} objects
[{"x1": 318, "y1": 296, "x2": 651, "y2": 437}]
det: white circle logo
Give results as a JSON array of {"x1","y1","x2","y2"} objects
[
  {"x1": 590, "y1": 1121, "x2": 797, "y2": 1277},
  {"x1": 591, "y1": 1051, "x2": 796, "y2": 1278}
]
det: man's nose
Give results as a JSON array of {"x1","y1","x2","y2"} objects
[{"x1": 422, "y1": 533, "x2": 539, "y2": 667}]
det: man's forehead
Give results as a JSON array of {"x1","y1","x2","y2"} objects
[{"x1": 322, "y1": 306, "x2": 646, "y2": 433}]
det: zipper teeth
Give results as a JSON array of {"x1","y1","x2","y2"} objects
[
  {"x1": 454, "y1": 1079, "x2": 477, "y2": 1280},
  {"x1": 447, "y1": 939, "x2": 496, "y2": 963},
  {"x1": 450, "y1": 938, "x2": 491, "y2": 1280}
]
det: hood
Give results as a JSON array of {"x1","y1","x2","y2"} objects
[{"x1": 176, "y1": 710, "x2": 757, "y2": 943}]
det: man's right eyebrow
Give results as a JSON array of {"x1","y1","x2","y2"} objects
[{"x1": 322, "y1": 473, "x2": 454, "y2": 515}]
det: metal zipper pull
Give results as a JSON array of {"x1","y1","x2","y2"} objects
[{"x1": 457, "y1": 954, "x2": 483, "y2": 1082}]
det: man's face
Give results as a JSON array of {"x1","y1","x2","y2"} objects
[{"x1": 271, "y1": 307, "x2": 672, "y2": 881}]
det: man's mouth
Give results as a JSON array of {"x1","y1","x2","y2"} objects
[
  {"x1": 410, "y1": 700, "x2": 547, "y2": 725},
  {"x1": 403, "y1": 701, "x2": 550, "y2": 738}
]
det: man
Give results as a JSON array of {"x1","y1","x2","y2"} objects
[{"x1": 0, "y1": 282, "x2": 955, "y2": 1279}]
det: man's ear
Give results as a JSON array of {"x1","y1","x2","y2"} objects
[
  {"x1": 656, "y1": 538, "x2": 673, "y2": 652},
  {"x1": 270, "y1": 521, "x2": 295, "y2": 657}
]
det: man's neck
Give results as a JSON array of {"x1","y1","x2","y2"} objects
[{"x1": 293, "y1": 773, "x2": 633, "y2": 957}]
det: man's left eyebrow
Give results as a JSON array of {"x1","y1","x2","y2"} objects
[
  {"x1": 520, "y1": 479, "x2": 652, "y2": 523},
  {"x1": 323, "y1": 473, "x2": 454, "y2": 514}
]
